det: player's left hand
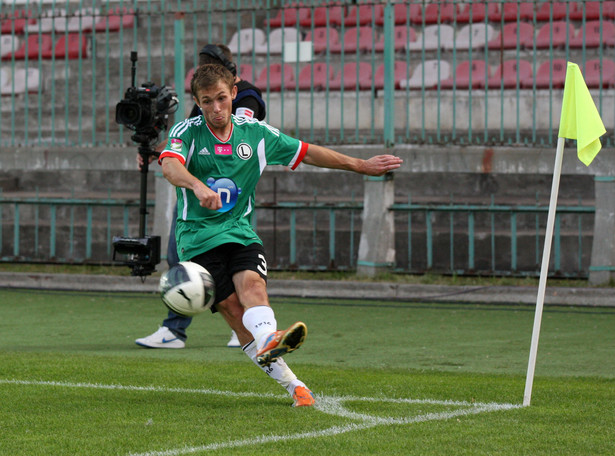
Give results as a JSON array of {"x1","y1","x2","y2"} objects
[{"x1": 360, "y1": 155, "x2": 403, "y2": 176}]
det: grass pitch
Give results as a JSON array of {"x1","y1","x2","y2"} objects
[{"x1": 0, "y1": 287, "x2": 614, "y2": 455}]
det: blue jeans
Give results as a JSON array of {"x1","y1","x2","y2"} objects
[{"x1": 163, "y1": 204, "x2": 192, "y2": 341}]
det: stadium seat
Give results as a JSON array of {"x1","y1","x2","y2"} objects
[
  {"x1": 583, "y1": 58, "x2": 615, "y2": 88},
  {"x1": 265, "y1": 7, "x2": 310, "y2": 28},
  {"x1": 11, "y1": 34, "x2": 53, "y2": 60},
  {"x1": 449, "y1": 23, "x2": 495, "y2": 50},
  {"x1": 66, "y1": 7, "x2": 99, "y2": 32},
  {"x1": 0, "y1": 35, "x2": 20, "y2": 60},
  {"x1": 399, "y1": 60, "x2": 451, "y2": 90},
  {"x1": 239, "y1": 63, "x2": 256, "y2": 82},
  {"x1": 570, "y1": 20, "x2": 615, "y2": 48},
  {"x1": 488, "y1": 22, "x2": 535, "y2": 50},
  {"x1": 254, "y1": 27, "x2": 302, "y2": 54},
  {"x1": 456, "y1": 2, "x2": 499, "y2": 23},
  {"x1": 408, "y1": 25, "x2": 454, "y2": 51},
  {"x1": 0, "y1": 67, "x2": 11, "y2": 95},
  {"x1": 254, "y1": 63, "x2": 295, "y2": 91},
  {"x1": 11, "y1": 67, "x2": 40, "y2": 94},
  {"x1": 330, "y1": 26, "x2": 375, "y2": 53},
  {"x1": 26, "y1": 9, "x2": 68, "y2": 33},
  {"x1": 328, "y1": 62, "x2": 372, "y2": 90},
  {"x1": 571, "y1": 1, "x2": 615, "y2": 20},
  {"x1": 536, "y1": 2, "x2": 569, "y2": 21},
  {"x1": 184, "y1": 67, "x2": 195, "y2": 93},
  {"x1": 227, "y1": 28, "x2": 267, "y2": 55},
  {"x1": 309, "y1": 6, "x2": 344, "y2": 27},
  {"x1": 535, "y1": 21, "x2": 575, "y2": 49},
  {"x1": 418, "y1": 1, "x2": 459, "y2": 24},
  {"x1": 344, "y1": 4, "x2": 383, "y2": 26},
  {"x1": 304, "y1": 27, "x2": 340, "y2": 54},
  {"x1": 42, "y1": 33, "x2": 88, "y2": 59},
  {"x1": 440, "y1": 60, "x2": 490, "y2": 89},
  {"x1": 485, "y1": 59, "x2": 533, "y2": 89},
  {"x1": 1, "y1": 11, "x2": 35, "y2": 34},
  {"x1": 374, "y1": 25, "x2": 416, "y2": 52},
  {"x1": 376, "y1": 3, "x2": 423, "y2": 26},
  {"x1": 360, "y1": 61, "x2": 410, "y2": 90},
  {"x1": 292, "y1": 62, "x2": 335, "y2": 90},
  {"x1": 489, "y1": 2, "x2": 534, "y2": 22},
  {"x1": 94, "y1": 7, "x2": 135, "y2": 32},
  {"x1": 529, "y1": 59, "x2": 567, "y2": 89}
]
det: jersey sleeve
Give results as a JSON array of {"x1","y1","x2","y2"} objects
[
  {"x1": 158, "y1": 119, "x2": 194, "y2": 165},
  {"x1": 261, "y1": 123, "x2": 308, "y2": 170}
]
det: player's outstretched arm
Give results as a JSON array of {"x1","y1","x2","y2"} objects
[
  {"x1": 302, "y1": 143, "x2": 403, "y2": 176},
  {"x1": 161, "y1": 157, "x2": 222, "y2": 210}
]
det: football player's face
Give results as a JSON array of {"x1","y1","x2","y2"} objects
[{"x1": 194, "y1": 81, "x2": 237, "y2": 135}]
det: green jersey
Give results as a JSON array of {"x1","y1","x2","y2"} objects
[{"x1": 160, "y1": 114, "x2": 308, "y2": 261}]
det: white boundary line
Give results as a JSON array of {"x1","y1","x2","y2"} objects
[{"x1": 1, "y1": 379, "x2": 522, "y2": 456}]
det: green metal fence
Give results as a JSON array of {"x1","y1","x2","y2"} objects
[{"x1": 1, "y1": 0, "x2": 612, "y2": 148}]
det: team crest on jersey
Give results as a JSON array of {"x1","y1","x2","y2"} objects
[
  {"x1": 206, "y1": 177, "x2": 242, "y2": 213},
  {"x1": 236, "y1": 143, "x2": 253, "y2": 160},
  {"x1": 171, "y1": 138, "x2": 182, "y2": 151}
]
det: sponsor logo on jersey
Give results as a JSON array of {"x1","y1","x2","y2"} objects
[
  {"x1": 171, "y1": 138, "x2": 182, "y2": 151},
  {"x1": 236, "y1": 143, "x2": 253, "y2": 160},
  {"x1": 198, "y1": 147, "x2": 210, "y2": 156},
  {"x1": 235, "y1": 107, "x2": 255, "y2": 119},
  {"x1": 215, "y1": 144, "x2": 233, "y2": 155},
  {"x1": 206, "y1": 177, "x2": 242, "y2": 213}
]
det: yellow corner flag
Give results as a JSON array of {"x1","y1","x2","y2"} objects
[{"x1": 558, "y1": 62, "x2": 606, "y2": 166}]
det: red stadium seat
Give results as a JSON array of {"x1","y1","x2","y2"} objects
[
  {"x1": 529, "y1": 59, "x2": 567, "y2": 89},
  {"x1": 571, "y1": 1, "x2": 615, "y2": 20},
  {"x1": 293, "y1": 62, "x2": 335, "y2": 90},
  {"x1": 457, "y1": 2, "x2": 499, "y2": 23},
  {"x1": 94, "y1": 7, "x2": 135, "y2": 32},
  {"x1": 344, "y1": 4, "x2": 383, "y2": 26},
  {"x1": 419, "y1": 1, "x2": 459, "y2": 24},
  {"x1": 374, "y1": 25, "x2": 416, "y2": 52},
  {"x1": 1, "y1": 10, "x2": 35, "y2": 34},
  {"x1": 11, "y1": 34, "x2": 53, "y2": 60},
  {"x1": 184, "y1": 67, "x2": 195, "y2": 93},
  {"x1": 254, "y1": 63, "x2": 295, "y2": 91},
  {"x1": 239, "y1": 63, "x2": 256, "y2": 82},
  {"x1": 536, "y1": 2, "x2": 570, "y2": 21},
  {"x1": 309, "y1": 6, "x2": 344, "y2": 27},
  {"x1": 330, "y1": 26, "x2": 375, "y2": 53},
  {"x1": 489, "y1": 2, "x2": 535, "y2": 22},
  {"x1": 440, "y1": 60, "x2": 490, "y2": 89},
  {"x1": 304, "y1": 27, "x2": 340, "y2": 54},
  {"x1": 488, "y1": 22, "x2": 535, "y2": 50},
  {"x1": 44, "y1": 34, "x2": 88, "y2": 59},
  {"x1": 583, "y1": 59, "x2": 615, "y2": 88},
  {"x1": 328, "y1": 62, "x2": 372, "y2": 90},
  {"x1": 535, "y1": 21, "x2": 575, "y2": 49},
  {"x1": 360, "y1": 61, "x2": 410, "y2": 90},
  {"x1": 376, "y1": 3, "x2": 423, "y2": 25},
  {"x1": 265, "y1": 8, "x2": 310, "y2": 28},
  {"x1": 570, "y1": 20, "x2": 615, "y2": 48},
  {"x1": 485, "y1": 59, "x2": 533, "y2": 89}
]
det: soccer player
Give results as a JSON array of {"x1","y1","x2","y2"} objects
[
  {"x1": 158, "y1": 64, "x2": 402, "y2": 406},
  {"x1": 136, "y1": 44, "x2": 265, "y2": 350}
]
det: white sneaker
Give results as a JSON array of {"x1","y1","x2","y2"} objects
[
  {"x1": 135, "y1": 326, "x2": 185, "y2": 349},
  {"x1": 227, "y1": 330, "x2": 241, "y2": 347}
]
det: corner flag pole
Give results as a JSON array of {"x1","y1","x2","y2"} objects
[
  {"x1": 523, "y1": 137, "x2": 565, "y2": 407},
  {"x1": 523, "y1": 62, "x2": 605, "y2": 407}
]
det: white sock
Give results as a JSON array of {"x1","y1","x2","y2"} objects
[
  {"x1": 242, "y1": 340, "x2": 304, "y2": 395},
  {"x1": 242, "y1": 306, "x2": 277, "y2": 349}
]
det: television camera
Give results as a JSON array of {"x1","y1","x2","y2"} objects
[{"x1": 113, "y1": 51, "x2": 179, "y2": 277}]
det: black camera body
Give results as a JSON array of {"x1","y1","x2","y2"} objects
[
  {"x1": 113, "y1": 52, "x2": 178, "y2": 278},
  {"x1": 116, "y1": 82, "x2": 178, "y2": 145}
]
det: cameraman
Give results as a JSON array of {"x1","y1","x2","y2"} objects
[{"x1": 136, "y1": 43, "x2": 266, "y2": 350}]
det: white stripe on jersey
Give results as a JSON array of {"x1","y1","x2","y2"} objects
[
  {"x1": 243, "y1": 195, "x2": 253, "y2": 217},
  {"x1": 233, "y1": 115, "x2": 280, "y2": 137},
  {"x1": 185, "y1": 139, "x2": 196, "y2": 166},
  {"x1": 181, "y1": 188, "x2": 188, "y2": 220},
  {"x1": 287, "y1": 141, "x2": 304, "y2": 170},
  {"x1": 257, "y1": 138, "x2": 267, "y2": 175},
  {"x1": 169, "y1": 116, "x2": 203, "y2": 137}
]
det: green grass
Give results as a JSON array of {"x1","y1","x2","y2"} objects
[{"x1": 1, "y1": 288, "x2": 614, "y2": 455}]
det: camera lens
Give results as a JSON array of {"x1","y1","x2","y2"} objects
[{"x1": 115, "y1": 101, "x2": 141, "y2": 126}]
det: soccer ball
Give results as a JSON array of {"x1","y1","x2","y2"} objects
[{"x1": 159, "y1": 261, "x2": 216, "y2": 317}]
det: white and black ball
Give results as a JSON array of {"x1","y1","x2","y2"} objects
[{"x1": 159, "y1": 261, "x2": 215, "y2": 317}]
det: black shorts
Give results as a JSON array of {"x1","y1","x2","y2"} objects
[{"x1": 190, "y1": 243, "x2": 268, "y2": 312}]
